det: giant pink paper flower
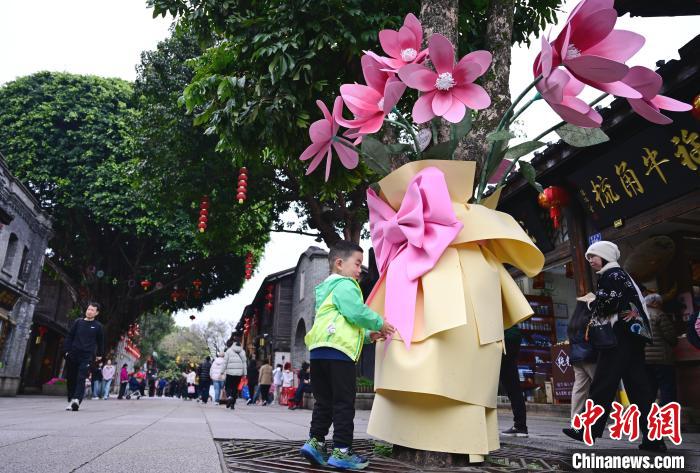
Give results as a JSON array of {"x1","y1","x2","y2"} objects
[
  {"x1": 335, "y1": 55, "x2": 406, "y2": 134},
  {"x1": 398, "y1": 34, "x2": 492, "y2": 124},
  {"x1": 538, "y1": 69, "x2": 603, "y2": 128},
  {"x1": 622, "y1": 66, "x2": 692, "y2": 125},
  {"x1": 534, "y1": 0, "x2": 643, "y2": 99},
  {"x1": 365, "y1": 13, "x2": 428, "y2": 72},
  {"x1": 299, "y1": 98, "x2": 359, "y2": 181}
]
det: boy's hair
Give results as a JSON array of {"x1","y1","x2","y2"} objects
[
  {"x1": 328, "y1": 240, "x2": 363, "y2": 272},
  {"x1": 87, "y1": 301, "x2": 101, "y2": 312}
]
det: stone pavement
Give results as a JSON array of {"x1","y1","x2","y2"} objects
[{"x1": 0, "y1": 396, "x2": 698, "y2": 472}]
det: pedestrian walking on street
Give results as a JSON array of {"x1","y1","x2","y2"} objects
[
  {"x1": 290, "y1": 361, "x2": 312, "y2": 410},
  {"x1": 91, "y1": 361, "x2": 104, "y2": 400},
  {"x1": 563, "y1": 241, "x2": 666, "y2": 452},
  {"x1": 223, "y1": 336, "x2": 247, "y2": 409},
  {"x1": 499, "y1": 326, "x2": 528, "y2": 437},
  {"x1": 246, "y1": 358, "x2": 259, "y2": 405},
  {"x1": 300, "y1": 241, "x2": 395, "y2": 470},
  {"x1": 272, "y1": 363, "x2": 283, "y2": 404},
  {"x1": 643, "y1": 293, "x2": 678, "y2": 405},
  {"x1": 184, "y1": 368, "x2": 196, "y2": 400},
  {"x1": 197, "y1": 356, "x2": 213, "y2": 404},
  {"x1": 117, "y1": 363, "x2": 129, "y2": 399},
  {"x1": 258, "y1": 359, "x2": 273, "y2": 406},
  {"x1": 101, "y1": 359, "x2": 116, "y2": 399},
  {"x1": 210, "y1": 352, "x2": 226, "y2": 403},
  {"x1": 63, "y1": 302, "x2": 104, "y2": 411},
  {"x1": 147, "y1": 362, "x2": 158, "y2": 397},
  {"x1": 568, "y1": 298, "x2": 598, "y2": 418}
]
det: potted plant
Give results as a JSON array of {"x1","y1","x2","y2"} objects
[{"x1": 42, "y1": 377, "x2": 67, "y2": 396}]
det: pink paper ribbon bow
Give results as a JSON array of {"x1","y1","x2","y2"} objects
[{"x1": 367, "y1": 167, "x2": 463, "y2": 348}]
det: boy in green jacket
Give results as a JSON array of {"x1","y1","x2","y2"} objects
[{"x1": 300, "y1": 241, "x2": 395, "y2": 470}]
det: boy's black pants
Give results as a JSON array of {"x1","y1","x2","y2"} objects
[
  {"x1": 310, "y1": 359, "x2": 356, "y2": 448},
  {"x1": 65, "y1": 351, "x2": 92, "y2": 402}
]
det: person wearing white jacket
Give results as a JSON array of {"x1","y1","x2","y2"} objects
[
  {"x1": 210, "y1": 352, "x2": 226, "y2": 403},
  {"x1": 223, "y1": 336, "x2": 247, "y2": 409}
]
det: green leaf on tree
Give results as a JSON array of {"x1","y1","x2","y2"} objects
[
  {"x1": 360, "y1": 136, "x2": 390, "y2": 174},
  {"x1": 518, "y1": 161, "x2": 543, "y2": 193},
  {"x1": 556, "y1": 124, "x2": 609, "y2": 147}
]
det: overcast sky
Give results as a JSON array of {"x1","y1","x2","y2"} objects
[{"x1": 1, "y1": 1, "x2": 696, "y2": 326}]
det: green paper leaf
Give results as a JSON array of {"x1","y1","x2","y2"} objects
[
  {"x1": 360, "y1": 136, "x2": 390, "y2": 174},
  {"x1": 556, "y1": 124, "x2": 609, "y2": 147},
  {"x1": 423, "y1": 141, "x2": 454, "y2": 159},
  {"x1": 503, "y1": 140, "x2": 546, "y2": 161},
  {"x1": 518, "y1": 161, "x2": 543, "y2": 193},
  {"x1": 486, "y1": 129, "x2": 515, "y2": 142},
  {"x1": 452, "y1": 110, "x2": 473, "y2": 140}
]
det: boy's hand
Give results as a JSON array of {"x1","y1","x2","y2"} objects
[
  {"x1": 369, "y1": 331, "x2": 386, "y2": 342},
  {"x1": 380, "y1": 320, "x2": 396, "y2": 336}
]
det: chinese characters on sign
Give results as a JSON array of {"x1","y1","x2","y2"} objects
[
  {"x1": 572, "y1": 401, "x2": 683, "y2": 446},
  {"x1": 569, "y1": 115, "x2": 700, "y2": 230}
]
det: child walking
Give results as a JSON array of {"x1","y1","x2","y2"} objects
[{"x1": 300, "y1": 241, "x2": 394, "y2": 470}]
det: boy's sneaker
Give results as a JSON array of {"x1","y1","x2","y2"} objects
[
  {"x1": 300, "y1": 438, "x2": 328, "y2": 466},
  {"x1": 502, "y1": 426, "x2": 528, "y2": 437},
  {"x1": 327, "y1": 447, "x2": 369, "y2": 470},
  {"x1": 65, "y1": 403, "x2": 72, "y2": 411},
  {"x1": 70, "y1": 399, "x2": 80, "y2": 411}
]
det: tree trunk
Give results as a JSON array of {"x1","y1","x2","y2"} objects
[
  {"x1": 419, "y1": 0, "x2": 459, "y2": 146},
  {"x1": 456, "y1": 0, "x2": 516, "y2": 179}
]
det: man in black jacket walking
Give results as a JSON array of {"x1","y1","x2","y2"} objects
[
  {"x1": 197, "y1": 356, "x2": 213, "y2": 404},
  {"x1": 64, "y1": 302, "x2": 104, "y2": 411}
]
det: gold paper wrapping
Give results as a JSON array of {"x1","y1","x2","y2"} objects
[{"x1": 366, "y1": 160, "x2": 544, "y2": 457}]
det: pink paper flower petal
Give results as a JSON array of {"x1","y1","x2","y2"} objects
[
  {"x1": 404, "y1": 13, "x2": 423, "y2": 47},
  {"x1": 332, "y1": 139, "x2": 360, "y2": 169},
  {"x1": 628, "y1": 98, "x2": 672, "y2": 125},
  {"x1": 586, "y1": 79, "x2": 642, "y2": 99},
  {"x1": 453, "y1": 60, "x2": 482, "y2": 85},
  {"x1": 550, "y1": 97, "x2": 602, "y2": 128},
  {"x1": 428, "y1": 34, "x2": 455, "y2": 75},
  {"x1": 452, "y1": 83, "x2": 491, "y2": 110},
  {"x1": 459, "y1": 50, "x2": 492, "y2": 77},
  {"x1": 651, "y1": 94, "x2": 692, "y2": 112},
  {"x1": 536, "y1": 69, "x2": 569, "y2": 104},
  {"x1": 442, "y1": 99, "x2": 467, "y2": 123},
  {"x1": 415, "y1": 49, "x2": 429, "y2": 64},
  {"x1": 361, "y1": 55, "x2": 391, "y2": 93},
  {"x1": 364, "y1": 50, "x2": 390, "y2": 67},
  {"x1": 357, "y1": 114, "x2": 385, "y2": 134},
  {"x1": 324, "y1": 148, "x2": 333, "y2": 181},
  {"x1": 299, "y1": 141, "x2": 326, "y2": 161},
  {"x1": 565, "y1": 55, "x2": 629, "y2": 83},
  {"x1": 585, "y1": 30, "x2": 645, "y2": 63},
  {"x1": 341, "y1": 84, "x2": 383, "y2": 115},
  {"x1": 398, "y1": 64, "x2": 437, "y2": 92},
  {"x1": 487, "y1": 159, "x2": 512, "y2": 184},
  {"x1": 316, "y1": 100, "x2": 332, "y2": 124},
  {"x1": 382, "y1": 57, "x2": 408, "y2": 71},
  {"x1": 568, "y1": 8, "x2": 617, "y2": 51},
  {"x1": 412, "y1": 91, "x2": 437, "y2": 123},
  {"x1": 383, "y1": 79, "x2": 407, "y2": 113},
  {"x1": 622, "y1": 66, "x2": 661, "y2": 100},
  {"x1": 398, "y1": 26, "x2": 417, "y2": 51},
  {"x1": 539, "y1": 35, "x2": 553, "y2": 78},
  {"x1": 331, "y1": 97, "x2": 344, "y2": 134},
  {"x1": 379, "y1": 30, "x2": 401, "y2": 58},
  {"x1": 432, "y1": 91, "x2": 453, "y2": 116},
  {"x1": 305, "y1": 147, "x2": 328, "y2": 175},
  {"x1": 309, "y1": 119, "x2": 332, "y2": 142}
]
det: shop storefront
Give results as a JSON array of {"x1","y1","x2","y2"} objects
[{"x1": 499, "y1": 35, "x2": 699, "y2": 426}]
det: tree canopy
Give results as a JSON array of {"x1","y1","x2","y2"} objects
[{"x1": 146, "y1": 0, "x2": 561, "y2": 244}]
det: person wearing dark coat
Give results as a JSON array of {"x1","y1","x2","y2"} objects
[
  {"x1": 197, "y1": 356, "x2": 213, "y2": 404},
  {"x1": 568, "y1": 299, "x2": 598, "y2": 418},
  {"x1": 246, "y1": 358, "x2": 259, "y2": 405},
  {"x1": 563, "y1": 241, "x2": 665, "y2": 452}
]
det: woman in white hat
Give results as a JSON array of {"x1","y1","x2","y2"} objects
[{"x1": 563, "y1": 240, "x2": 665, "y2": 452}]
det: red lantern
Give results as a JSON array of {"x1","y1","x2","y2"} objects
[
  {"x1": 265, "y1": 302, "x2": 273, "y2": 311},
  {"x1": 198, "y1": 195, "x2": 210, "y2": 233},
  {"x1": 189, "y1": 314, "x2": 196, "y2": 321},
  {"x1": 170, "y1": 290, "x2": 179, "y2": 302},
  {"x1": 193, "y1": 279, "x2": 202, "y2": 290},
  {"x1": 236, "y1": 167, "x2": 248, "y2": 204},
  {"x1": 140, "y1": 279, "x2": 152, "y2": 291},
  {"x1": 244, "y1": 251, "x2": 254, "y2": 280},
  {"x1": 692, "y1": 94, "x2": 700, "y2": 121},
  {"x1": 537, "y1": 186, "x2": 569, "y2": 229}
]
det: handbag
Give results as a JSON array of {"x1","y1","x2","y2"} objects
[
  {"x1": 187, "y1": 385, "x2": 195, "y2": 394},
  {"x1": 585, "y1": 316, "x2": 617, "y2": 349}
]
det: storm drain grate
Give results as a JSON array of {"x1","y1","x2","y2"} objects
[{"x1": 217, "y1": 439, "x2": 575, "y2": 472}]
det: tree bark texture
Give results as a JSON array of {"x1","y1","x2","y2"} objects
[
  {"x1": 420, "y1": 0, "x2": 459, "y2": 146},
  {"x1": 456, "y1": 0, "x2": 515, "y2": 177}
]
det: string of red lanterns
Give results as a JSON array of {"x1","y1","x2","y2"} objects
[
  {"x1": 537, "y1": 185, "x2": 570, "y2": 229},
  {"x1": 140, "y1": 279, "x2": 152, "y2": 291},
  {"x1": 245, "y1": 251, "x2": 254, "y2": 280},
  {"x1": 236, "y1": 167, "x2": 248, "y2": 204},
  {"x1": 198, "y1": 195, "x2": 210, "y2": 233}
]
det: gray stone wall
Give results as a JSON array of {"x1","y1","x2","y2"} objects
[
  {"x1": 0, "y1": 157, "x2": 52, "y2": 396},
  {"x1": 290, "y1": 248, "x2": 329, "y2": 369}
]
